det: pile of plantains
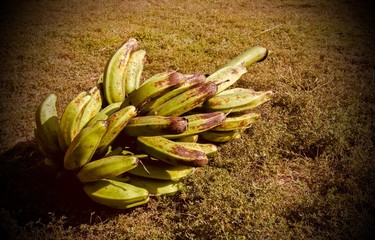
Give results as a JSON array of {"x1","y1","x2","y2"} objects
[{"x1": 34, "y1": 38, "x2": 273, "y2": 209}]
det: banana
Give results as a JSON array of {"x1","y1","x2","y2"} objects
[
  {"x1": 86, "y1": 102, "x2": 122, "y2": 127},
  {"x1": 205, "y1": 65, "x2": 247, "y2": 94},
  {"x1": 221, "y1": 45, "x2": 268, "y2": 68},
  {"x1": 127, "y1": 158, "x2": 195, "y2": 181},
  {"x1": 78, "y1": 86, "x2": 103, "y2": 130},
  {"x1": 121, "y1": 71, "x2": 185, "y2": 110},
  {"x1": 96, "y1": 105, "x2": 137, "y2": 154},
  {"x1": 83, "y1": 178, "x2": 149, "y2": 209},
  {"x1": 212, "y1": 112, "x2": 260, "y2": 131},
  {"x1": 142, "y1": 73, "x2": 206, "y2": 114},
  {"x1": 128, "y1": 175, "x2": 184, "y2": 196},
  {"x1": 174, "y1": 134, "x2": 199, "y2": 143},
  {"x1": 103, "y1": 38, "x2": 138, "y2": 104},
  {"x1": 203, "y1": 88, "x2": 274, "y2": 113},
  {"x1": 63, "y1": 120, "x2": 108, "y2": 170},
  {"x1": 136, "y1": 136, "x2": 208, "y2": 167},
  {"x1": 175, "y1": 142, "x2": 218, "y2": 157},
  {"x1": 124, "y1": 49, "x2": 147, "y2": 95},
  {"x1": 34, "y1": 128, "x2": 62, "y2": 164},
  {"x1": 147, "y1": 81, "x2": 218, "y2": 116},
  {"x1": 77, "y1": 155, "x2": 139, "y2": 183},
  {"x1": 35, "y1": 93, "x2": 61, "y2": 154},
  {"x1": 123, "y1": 116, "x2": 188, "y2": 136},
  {"x1": 199, "y1": 130, "x2": 241, "y2": 143},
  {"x1": 58, "y1": 91, "x2": 92, "y2": 151},
  {"x1": 161, "y1": 112, "x2": 226, "y2": 139}
]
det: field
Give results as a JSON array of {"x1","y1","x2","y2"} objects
[{"x1": 1, "y1": 0, "x2": 374, "y2": 239}]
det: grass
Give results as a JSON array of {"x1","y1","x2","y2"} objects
[{"x1": 1, "y1": 0, "x2": 374, "y2": 239}]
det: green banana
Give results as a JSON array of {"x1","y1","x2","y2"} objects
[
  {"x1": 127, "y1": 158, "x2": 195, "y2": 181},
  {"x1": 136, "y1": 136, "x2": 208, "y2": 167},
  {"x1": 123, "y1": 116, "x2": 188, "y2": 136},
  {"x1": 199, "y1": 130, "x2": 241, "y2": 143},
  {"x1": 121, "y1": 71, "x2": 185, "y2": 110},
  {"x1": 34, "y1": 128, "x2": 62, "y2": 164},
  {"x1": 203, "y1": 88, "x2": 274, "y2": 113},
  {"x1": 86, "y1": 102, "x2": 122, "y2": 127},
  {"x1": 221, "y1": 45, "x2": 268, "y2": 68},
  {"x1": 124, "y1": 49, "x2": 146, "y2": 95},
  {"x1": 147, "y1": 81, "x2": 218, "y2": 116},
  {"x1": 128, "y1": 175, "x2": 184, "y2": 196},
  {"x1": 83, "y1": 178, "x2": 149, "y2": 209},
  {"x1": 96, "y1": 105, "x2": 137, "y2": 154},
  {"x1": 63, "y1": 120, "x2": 108, "y2": 170},
  {"x1": 175, "y1": 142, "x2": 218, "y2": 157},
  {"x1": 77, "y1": 155, "x2": 139, "y2": 183},
  {"x1": 174, "y1": 134, "x2": 199, "y2": 143},
  {"x1": 161, "y1": 112, "x2": 226, "y2": 139},
  {"x1": 103, "y1": 38, "x2": 138, "y2": 104},
  {"x1": 35, "y1": 93, "x2": 61, "y2": 154},
  {"x1": 58, "y1": 91, "x2": 92, "y2": 151},
  {"x1": 142, "y1": 73, "x2": 206, "y2": 114},
  {"x1": 213, "y1": 112, "x2": 260, "y2": 131},
  {"x1": 205, "y1": 65, "x2": 247, "y2": 93},
  {"x1": 78, "y1": 86, "x2": 103, "y2": 130}
]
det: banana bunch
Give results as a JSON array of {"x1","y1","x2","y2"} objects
[{"x1": 33, "y1": 38, "x2": 273, "y2": 209}]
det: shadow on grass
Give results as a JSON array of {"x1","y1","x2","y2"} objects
[{"x1": 0, "y1": 140, "x2": 131, "y2": 235}]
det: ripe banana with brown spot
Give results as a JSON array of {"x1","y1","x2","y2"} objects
[
  {"x1": 200, "y1": 130, "x2": 241, "y2": 143},
  {"x1": 205, "y1": 64, "x2": 247, "y2": 93},
  {"x1": 203, "y1": 88, "x2": 274, "y2": 113},
  {"x1": 86, "y1": 102, "x2": 122, "y2": 127},
  {"x1": 83, "y1": 178, "x2": 149, "y2": 209},
  {"x1": 147, "y1": 81, "x2": 218, "y2": 116},
  {"x1": 128, "y1": 175, "x2": 184, "y2": 196},
  {"x1": 58, "y1": 91, "x2": 92, "y2": 152},
  {"x1": 35, "y1": 93, "x2": 61, "y2": 154},
  {"x1": 136, "y1": 136, "x2": 208, "y2": 167},
  {"x1": 175, "y1": 142, "x2": 218, "y2": 157},
  {"x1": 124, "y1": 49, "x2": 146, "y2": 94},
  {"x1": 77, "y1": 155, "x2": 139, "y2": 183},
  {"x1": 103, "y1": 38, "x2": 138, "y2": 104},
  {"x1": 78, "y1": 86, "x2": 103, "y2": 130},
  {"x1": 127, "y1": 158, "x2": 195, "y2": 181},
  {"x1": 121, "y1": 71, "x2": 185, "y2": 110},
  {"x1": 96, "y1": 105, "x2": 137, "y2": 154},
  {"x1": 221, "y1": 45, "x2": 268, "y2": 68},
  {"x1": 213, "y1": 112, "x2": 260, "y2": 131},
  {"x1": 142, "y1": 73, "x2": 206, "y2": 114},
  {"x1": 174, "y1": 134, "x2": 199, "y2": 143},
  {"x1": 63, "y1": 120, "x2": 108, "y2": 170},
  {"x1": 123, "y1": 116, "x2": 188, "y2": 136},
  {"x1": 161, "y1": 112, "x2": 226, "y2": 139}
]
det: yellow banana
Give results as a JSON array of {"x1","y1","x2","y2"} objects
[
  {"x1": 121, "y1": 71, "x2": 185, "y2": 110},
  {"x1": 161, "y1": 112, "x2": 226, "y2": 139},
  {"x1": 96, "y1": 105, "x2": 137, "y2": 154},
  {"x1": 83, "y1": 178, "x2": 149, "y2": 209},
  {"x1": 58, "y1": 91, "x2": 92, "y2": 151},
  {"x1": 205, "y1": 65, "x2": 247, "y2": 93},
  {"x1": 128, "y1": 175, "x2": 184, "y2": 196},
  {"x1": 63, "y1": 120, "x2": 108, "y2": 170},
  {"x1": 77, "y1": 155, "x2": 139, "y2": 183},
  {"x1": 86, "y1": 102, "x2": 122, "y2": 127},
  {"x1": 221, "y1": 45, "x2": 268, "y2": 68},
  {"x1": 136, "y1": 136, "x2": 208, "y2": 167},
  {"x1": 127, "y1": 158, "x2": 195, "y2": 181},
  {"x1": 103, "y1": 38, "x2": 138, "y2": 104},
  {"x1": 142, "y1": 73, "x2": 206, "y2": 114},
  {"x1": 147, "y1": 81, "x2": 218, "y2": 116},
  {"x1": 78, "y1": 86, "x2": 103, "y2": 130},
  {"x1": 199, "y1": 130, "x2": 241, "y2": 143},
  {"x1": 213, "y1": 112, "x2": 260, "y2": 131},
  {"x1": 123, "y1": 116, "x2": 188, "y2": 136},
  {"x1": 35, "y1": 93, "x2": 61, "y2": 154},
  {"x1": 124, "y1": 49, "x2": 146, "y2": 94},
  {"x1": 203, "y1": 88, "x2": 274, "y2": 113}
]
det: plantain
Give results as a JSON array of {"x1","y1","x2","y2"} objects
[
  {"x1": 199, "y1": 130, "x2": 241, "y2": 143},
  {"x1": 205, "y1": 65, "x2": 247, "y2": 94},
  {"x1": 213, "y1": 112, "x2": 260, "y2": 131},
  {"x1": 78, "y1": 86, "x2": 103, "y2": 130},
  {"x1": 128, "y1": 175, "x2": 184, "y2": 196},
  {"x1": 124, "y1": 49, "x2": 147, "y2": 94},
  {"x1": 86, "y1": 101, "x2": 122, "y2": 127},
  {"x1": 221, "y1": 45, "x2": 268, "y2": 68}
]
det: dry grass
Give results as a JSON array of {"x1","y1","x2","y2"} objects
[{"x1": 1, "y1": 0, "x2": 374, "y2": 239}]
